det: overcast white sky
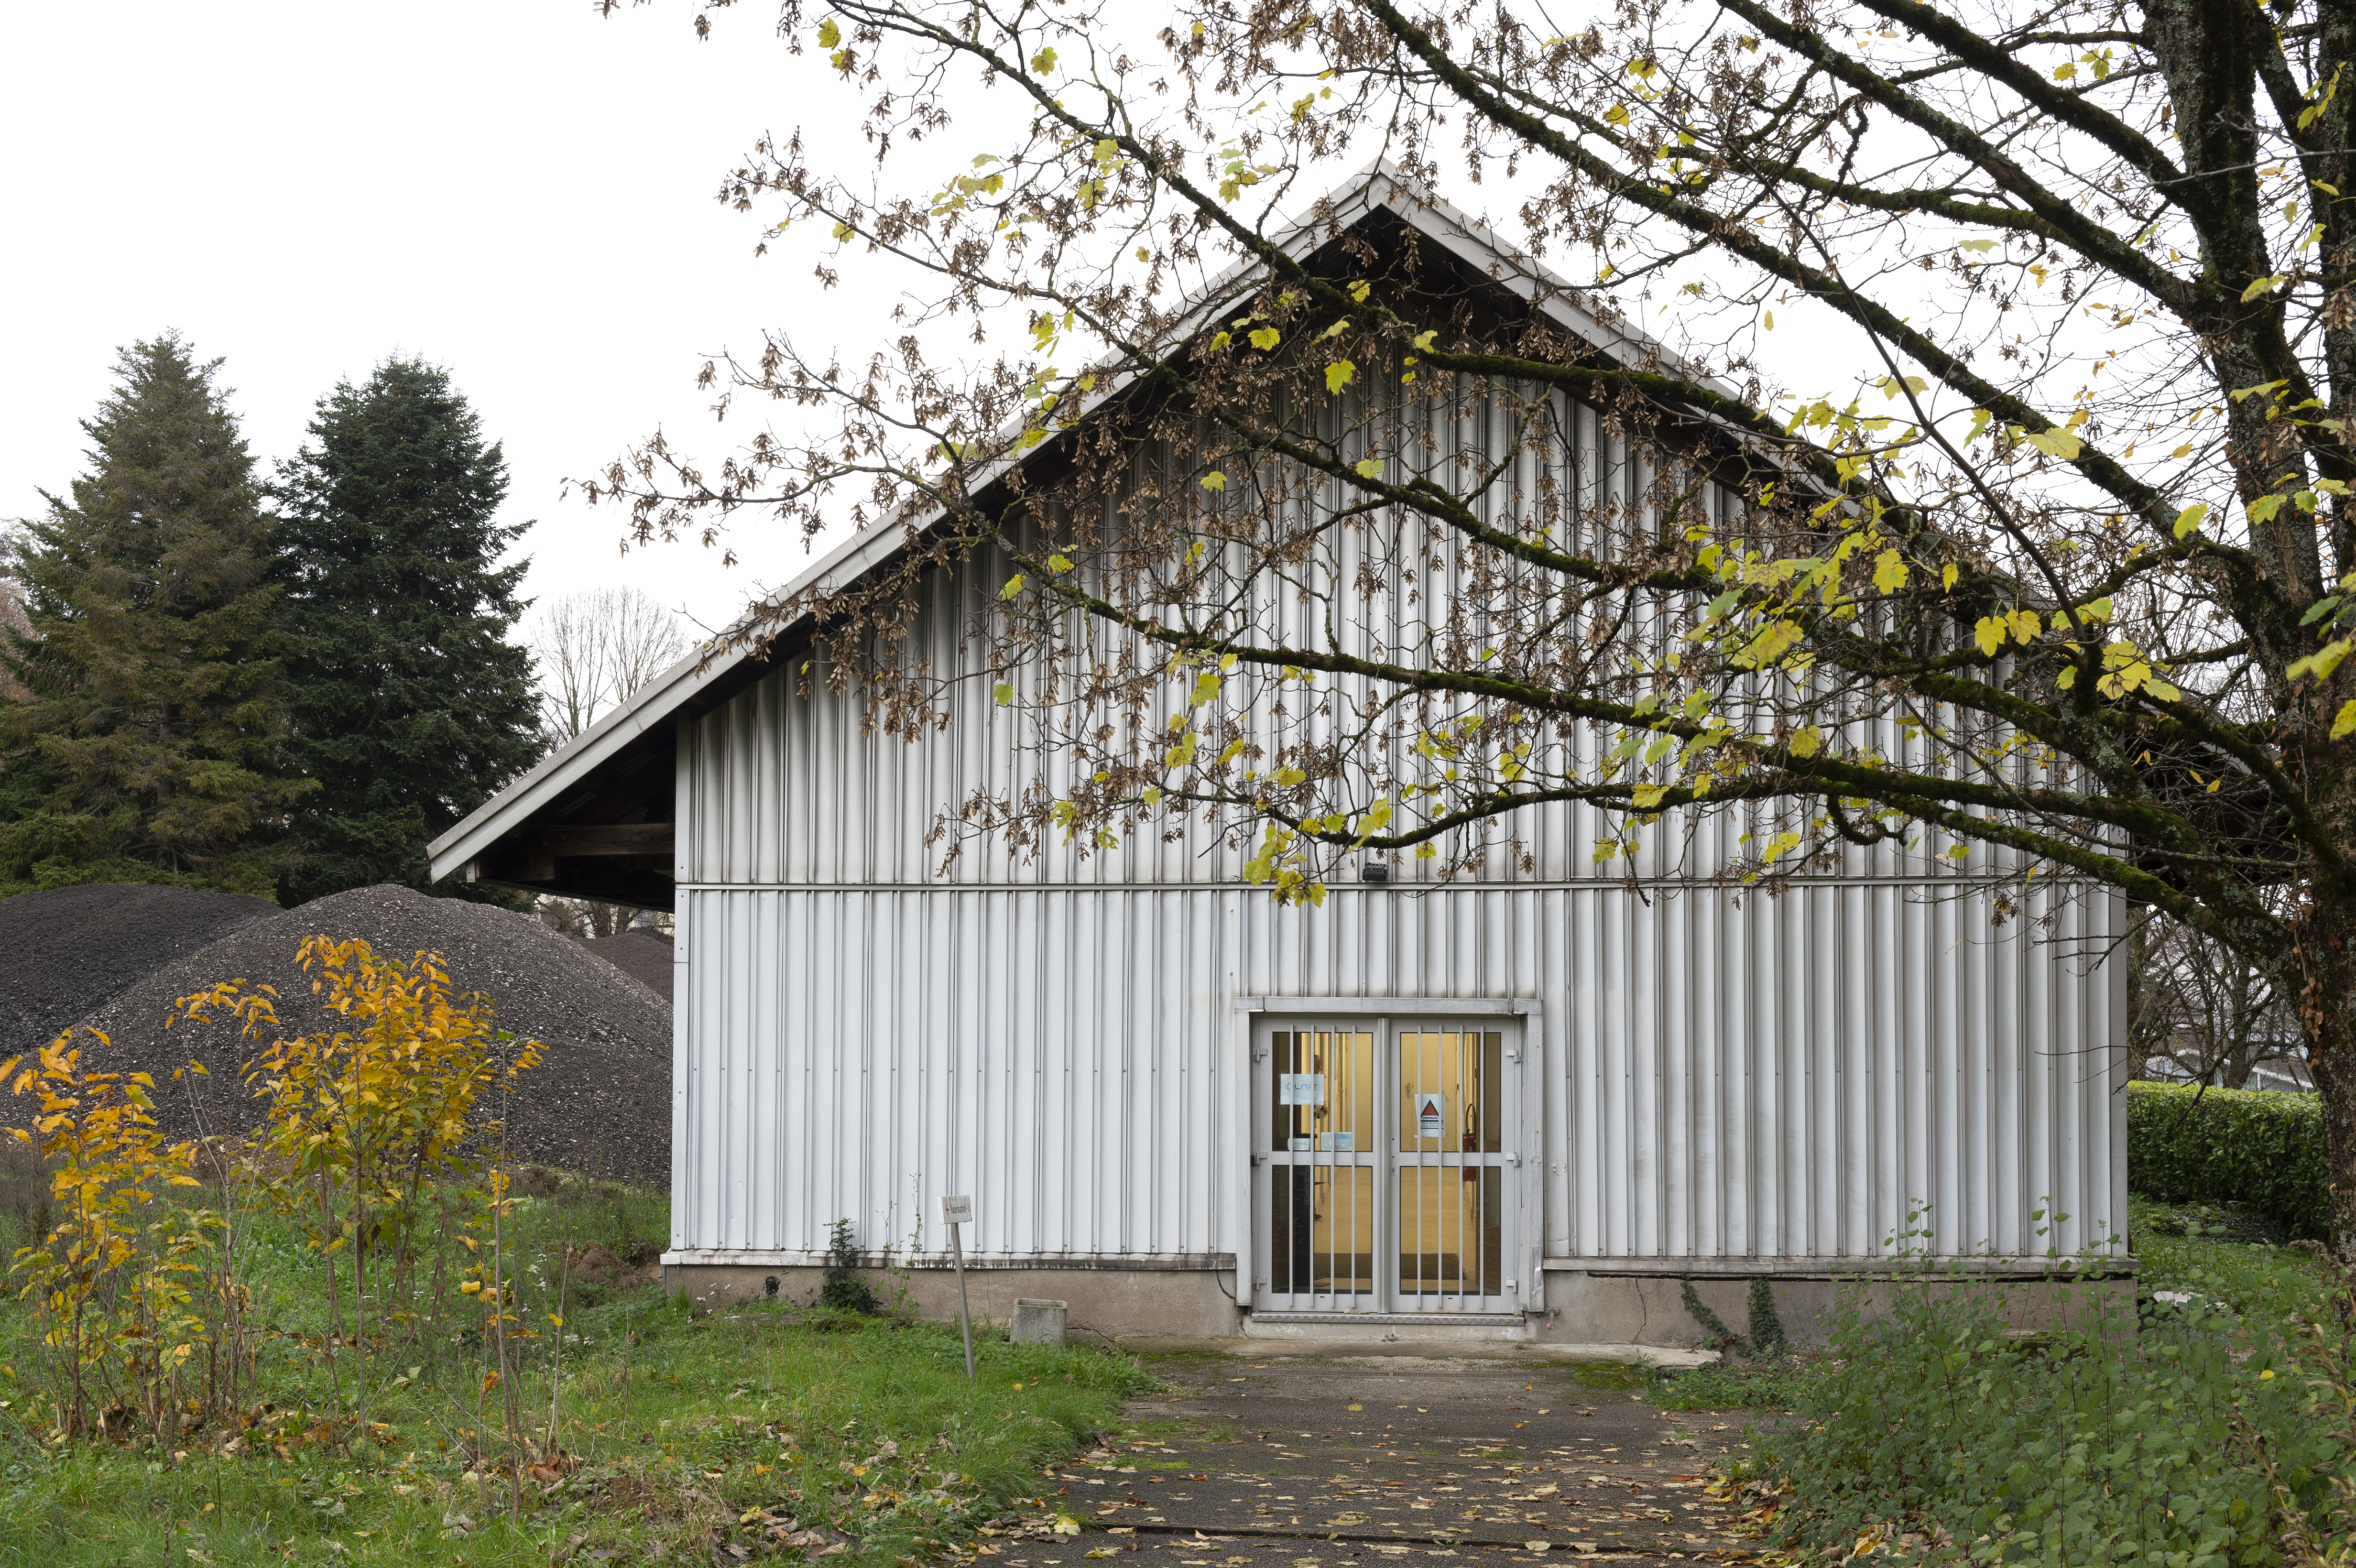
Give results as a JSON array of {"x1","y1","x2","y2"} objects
[
  {"x1": 1, "y1": 1, "x2": 1944, "y2": 653},
  {"x1": 0, "y1": 0, "x2": 889, "y2": 638}
]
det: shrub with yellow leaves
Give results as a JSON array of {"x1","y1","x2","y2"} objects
[
  {"x1": 173, "y1": 936, "x2": 543, "y2": 1452},
  {"x1": 0, "y1": 1028, "x2": 220, "y2": 1440},
  {"x1": 0, "y1": 936, "x2": 545, "y2": 1452}
]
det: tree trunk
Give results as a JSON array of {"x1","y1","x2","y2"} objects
[
  {"x1": 2125, "y1": 908, "x2": 2153, "y2": 1081},
  {"x1": 2293, "y1": 903, "x2": 2356, "y2": 1260}
]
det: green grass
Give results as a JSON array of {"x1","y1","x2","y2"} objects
[
  {"x1": 0, "y1": 1174, "x2": 1154, "y2": 1568},
  {"x1": 1643, "y1": 1355, "x2": 1807, "y2": 1411},
  {"x1": 2128, "y1": 1193, "x2": 2337, "y2": 1322}
]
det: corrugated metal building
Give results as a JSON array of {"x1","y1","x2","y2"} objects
[{"x1": 430, "y1": 169, "x2": 2128, "y2": 1345}]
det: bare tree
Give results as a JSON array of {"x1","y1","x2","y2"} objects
[
  {"x1": 0, "y1": 533, "x2": 30, "y2": 704},
  {"x1": 527, "y1": 586, "x2": 690, "y2": 745},
  {"x1": 602, "y1": 588, "x2": 693, "y2": 707},
  {"x1": 525, "y1": 586, "x2": 689, "y2": 940},
  {"x1": 535, "y1": 894, "x2": 640, "y2": 941},
  {"x1": 2132, "y1": 906, "x2": 2304, "y2": 1089}
]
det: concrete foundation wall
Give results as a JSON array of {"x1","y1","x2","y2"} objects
[
  {"x1": 1536, "y1": 1272, "x2": 2133, "y2": 1349},
  {"x1": 667, "y1": 1261, "x2": 2133, "y2": 1348},
  {"x1": 667, "y1": 1263, "x2": 1245, "y2": 1339}
]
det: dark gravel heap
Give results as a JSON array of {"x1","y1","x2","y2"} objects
[
  {"x1": 0, "y1": 884, "x2": 279, "y2": 1059},
  {"x1": 578, "y1": 930, "x2": 673, "y2": 1002},
  {"x1": 71, "y1": 884, "x2": 671, "y2": 1186}
]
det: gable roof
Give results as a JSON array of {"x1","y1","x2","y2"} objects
[{"x1": 426, "y1": 160, "x2": 1737, "y2": 889}]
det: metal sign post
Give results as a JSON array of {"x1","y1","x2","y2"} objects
[{"x1": 942, "y1": 1193, "x2": 976, "y2": 1383}]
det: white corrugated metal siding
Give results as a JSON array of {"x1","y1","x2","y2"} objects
[
  {"x1": 665, "y1": 379, "x2": 2128, "y2": 1284},
  {"x1": 670, "y1": 874, "x2": 2127, "y2": 1274},
  {"x1": 677, "y1": 392, "x2": 2039, "y2": 896}
]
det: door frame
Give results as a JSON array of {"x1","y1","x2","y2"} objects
[{"x1": 1233, "y1": 998, "x2": 1543, "y2": 1316}]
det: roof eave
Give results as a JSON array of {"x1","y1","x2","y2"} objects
[{"x1": 425, "y1": 643, "x2": 746, "y2": 881}]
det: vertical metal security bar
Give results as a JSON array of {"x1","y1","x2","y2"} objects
[
  {"x1": 1479, "y1": 1032, "x2": 1503, "y2": 1298},
  {"x1": 1394, "y1": 1027, "x2": 1512, "y2": 1310},
  {"x1": 1264, "y1": 1026, "x2": 1375, "y2": 1308}
]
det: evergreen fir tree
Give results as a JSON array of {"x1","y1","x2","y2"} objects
[
  {"x1": 0, "y1": 334, "x2": 304, "y2": 896},
  {"x1": 270, "y1": 357, "x2": 542, "y2": 904}
]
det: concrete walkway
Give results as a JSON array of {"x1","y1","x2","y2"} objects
[{"x1": 1013, "y1": 1344, "x2": 1763, "y2": 1568}]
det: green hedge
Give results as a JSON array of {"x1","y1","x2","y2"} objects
[{"x1": 2127, "y1": 1079, "x2": 2329, "y2": 1240}]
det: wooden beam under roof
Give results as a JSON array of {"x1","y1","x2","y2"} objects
[{"x1": 518, "y1": 822, "x2": 675, "y2": 857}]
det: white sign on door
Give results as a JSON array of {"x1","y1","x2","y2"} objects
[
  {"x1": 1277, "y1": 1073, "x2": 1327, "y2": 1106},
  {"x1": 1416, "y1": 1092, "x2": 1445, "y2": 1138},
  {"x1": 941, "y1": 1193, "x2": 974, "y2": 1225}
]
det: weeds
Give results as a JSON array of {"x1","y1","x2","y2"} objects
[
  {"x1": 821, "y1": 1219, "x2": 882, "y2": 1314},
  {"x1": 1653, "y1": 1200, "x2": 2356, "y2": 1558},
  {"x1": 1647, "y1": 1355, "x2": 1811, "y2": 1412},
  {"x1": 2249, "y1": 1263, "x2": 2356, "y2": 1564},
  {"x1": 1748, "y1": 1233, "x2": 2347, "y2": 1563},
  {"x1": 2132, "y1": 1194, "x2": 2335, "y2": 1324}
]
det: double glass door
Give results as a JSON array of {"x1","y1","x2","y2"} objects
[{"x1": 1258, "y1": 1019, "x2": 1516, "y2": 1313}]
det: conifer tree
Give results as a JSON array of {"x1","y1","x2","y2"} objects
[
  {"x1": 0, "y1": 334, "x2": 302, "y2": 896},
  {"x1": 270, "y1": 358, "x2": 542, "y2": 904}
]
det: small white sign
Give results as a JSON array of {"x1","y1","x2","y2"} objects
[
  {"x1": 1416, "y1": 1092, "x2": 1446, "y2": 1139},
  {"x1": 1288, "y1": 1132, "x2": 1355, "y2": 1152},
  {"x1": 1277, "y1": 1073, "x2": 1327, "y2": 1106},
  {"x1": 941, "y1": 1193, "x2": 974, "y2": 1225}
]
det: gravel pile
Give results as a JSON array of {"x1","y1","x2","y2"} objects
[
  {"x1": 578, "y1": 931, "x2": 673, "y2": 1002},
  {"x1": 68, "y1": 885, "x2": 672, "y2": 1186},
  {"x1": 0, "y1": 883, "x2": 279, "y2": 1059}
]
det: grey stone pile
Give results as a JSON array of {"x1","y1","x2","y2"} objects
[{"x1": 2, "y1": 883, "x2": 671, "y2": 1186}]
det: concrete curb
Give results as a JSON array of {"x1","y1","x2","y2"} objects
[{"x1": 1118, "y1": 1336, "x2": 1722, "y2": 1369}]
